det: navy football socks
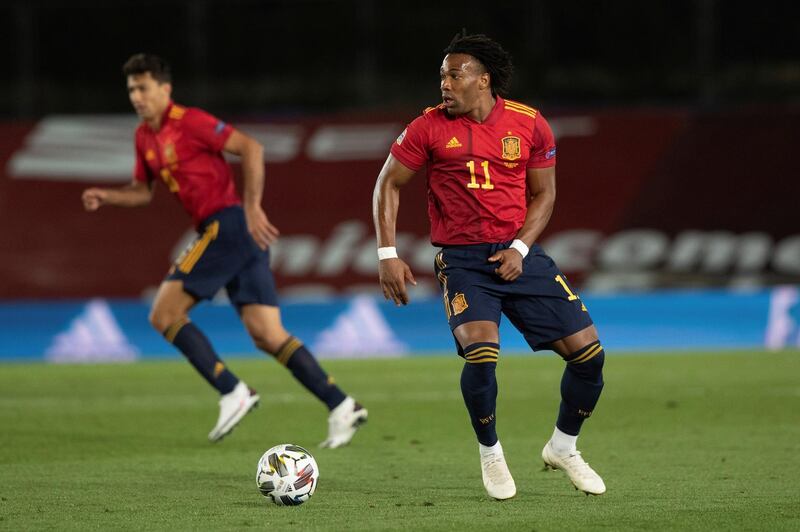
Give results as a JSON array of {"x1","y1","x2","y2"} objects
[
  {"x1": 164, "y1": 318, "x2": 238, "y2": 395},
  {"x1": 460, "y1": 342, "x2": 501, "y2": 446},
  {"x1": 557, "y1": 341, "x2": 605, "y2": 435},
  {"x1": 274, "y1": 337, "x2": 347, "y2": 410}
]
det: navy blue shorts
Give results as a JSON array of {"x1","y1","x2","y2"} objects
[
  {"x1": 434, "y1": 241, "x2": 593, "y2": 351},
  {"x1": 166, "y1": 206, "x2": 279, "y2": 309}
]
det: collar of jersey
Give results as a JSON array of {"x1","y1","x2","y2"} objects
[
  {"x1": 457, "y1": 96, "x2": 504, "y2": 127},
  {"x1": 147, "y1": 100, "x2": 174, "y2": 133}
]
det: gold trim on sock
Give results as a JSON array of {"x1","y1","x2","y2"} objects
[
  {"x1": 571, "y1": 343, "x2": 603, "y2": 364},
  {"x1": 163, "y1": 317, "x2": 190, "y2": 343},
  {"x1": 465, "y1": 355, "x2": 499, "y2": 364},
  {"x1": 464, "y1": 346, "x2": 499, "y2": 364},
  {"x1": 275, "y1": 336, "x2": 303, "y2": 366}
]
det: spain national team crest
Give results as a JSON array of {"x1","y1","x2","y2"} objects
[
  {"x1": 163, "y1": 143, "x2": 178, "y2": 164},
  {"x1": 451, "y1": 293, "x2": 469, "y2": 316},
  {"x1": 501, "y1": 136, "x2": 521, "y2": 161}
]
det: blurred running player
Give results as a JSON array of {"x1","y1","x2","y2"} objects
[
  {"x1": 82, "y1": 54, "x2": 366, "y2": 447},
  {"x1": 373, "y1": 33, "x2": 605, "y2": 498}
]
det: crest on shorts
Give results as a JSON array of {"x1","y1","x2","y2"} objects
[
  {"x1": 501, "y1": 136, "x2": 521, "y2": 161},
  {"x1": 451, "y1": 293, "x2": 469, "y2": 316}
]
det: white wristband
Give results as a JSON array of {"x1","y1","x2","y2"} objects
[
  {"x1": 509, "y1": 239, "x2": 530, "y2": 258},
  {"x1": 377, "y1": 246, "x2": 399, "y2": 260}
]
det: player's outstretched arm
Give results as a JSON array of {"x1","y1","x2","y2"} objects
[
  {"x1": 372, "y1": 154, "x2": 417, "y2": 306},
  {"x1": 224, "y1": 129, "x2": 279, "y2": 249},
  {"x1": 488, "y1": 166, "x2": 556, "y2": 281},
  {"x1": 81, "y1": 180, "x2": 153, "y2": 211}
]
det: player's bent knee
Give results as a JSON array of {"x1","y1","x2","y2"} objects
[
  {"x1": 564, "y1": 341, "x2": 605, "y2": 381},
  {"x1": 453, "y1": 322, "x2": 500, "y2": 350},
  {"x1": 252, "y1": 335, "x2": 285, "y2": 355},
  {"x1": 240, "y1": 309, "x2": 288, "y2": 349},
  {"x1": 149, "y1": 308, "x2": 188, "y2": 335},
  {"x1": 148, "y1": 310, "x2": 168, "y2": 333},
  {"x1": 245, "y1": 323, "x2": 290, "y2": 354}
]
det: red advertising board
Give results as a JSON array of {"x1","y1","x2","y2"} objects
[{"x1": 2, "y1": 106, "x2": 799, "y2": 298}]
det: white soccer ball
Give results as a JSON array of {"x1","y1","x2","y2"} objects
[{"x1": 256, "y1": 444, "x2": 319, "y2": 506}]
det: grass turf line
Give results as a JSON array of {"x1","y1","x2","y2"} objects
[{"x1": 1, "y1": 350, "x2": 799, "y2": 531}]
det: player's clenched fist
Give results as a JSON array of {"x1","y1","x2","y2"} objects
[
  {"x1": 488, "y1": 248, "x2": 524, "y2": 281},
  {"x1": 82, "y1": 188, "x2": 108, "y2": 211},
  {"x1": 378, "y1": 257, "x2": 417, "y2": 306}
]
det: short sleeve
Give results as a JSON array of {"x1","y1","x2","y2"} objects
[
  {"x1": 133, "y1": 132, "x2": 152, "y2": 183},
  {"x1": 390, "y1": 115, "x2": 430, "y2": 171},
  {"x1": 184, "y1": 108, "x2": 234, "y2": 152},
  {"x1": 527, "y1": 113, "x2": 557, "y2": 168}
]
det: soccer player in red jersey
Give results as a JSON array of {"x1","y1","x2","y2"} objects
[
  {"x1": 373, "y1": 33, "x2": 606, "y2": 498},
  {"x1": 82, "y1": 54, "x2": 367, "y2": 447}
]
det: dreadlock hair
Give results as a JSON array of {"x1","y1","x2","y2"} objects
[
  {"x1": 122, "y1": 53, "x2": 172, "y2": 83},
  {"x1": 443, "y1": 31, "x2": 514, "y2": 97}
]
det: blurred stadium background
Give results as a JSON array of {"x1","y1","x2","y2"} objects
[
  {"x1": 3, "y1": 3, "x2": 800, "y2": 530},
  {"x1": 2, "y1": 0, "x2": 800, "y2": 361}
]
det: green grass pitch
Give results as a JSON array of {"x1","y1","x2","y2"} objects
[{"x1": 1, "y1": 350, "x2": 799, "y2": 531}]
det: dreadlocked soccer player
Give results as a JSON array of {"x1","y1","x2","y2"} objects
[{"x1": 373, "y1": 33, "x2": 606, "y2": 499}]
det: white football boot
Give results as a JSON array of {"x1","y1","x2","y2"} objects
[
  {"x1": 542, "y1": 441, "x2": 606, "y2": 495},
  {"x1": 208, "y1": 381, "x2": 260, "y2": 443},
  {"x1": 319, "y1": 396, "x2": 368, "y2": 448},
  {"x1": 480, "y1": 445, "x2": 517, "y2": 500}
]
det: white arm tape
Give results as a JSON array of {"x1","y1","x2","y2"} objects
[
  {"x1": 377, "y1": 246, "x2": 399, "y2": 260},
  {"x1": 509, "y1": 239, "x2": 530, "y2": 258}
]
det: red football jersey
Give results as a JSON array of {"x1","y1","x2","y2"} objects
[
  {"x1": 391, "y1": 97, "x2": 556, "y2": 245},
  {"x1": 134, "y1": 102, "x2": 239, "y2": 226}
]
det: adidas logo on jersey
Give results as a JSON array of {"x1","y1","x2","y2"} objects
[{"x1": 445, "y1": 137, "x2": 462, "y2": 149}]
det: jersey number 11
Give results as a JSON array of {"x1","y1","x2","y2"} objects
[{"x1": 466, "y1": 160, "x2": 494, "y2": 190}]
